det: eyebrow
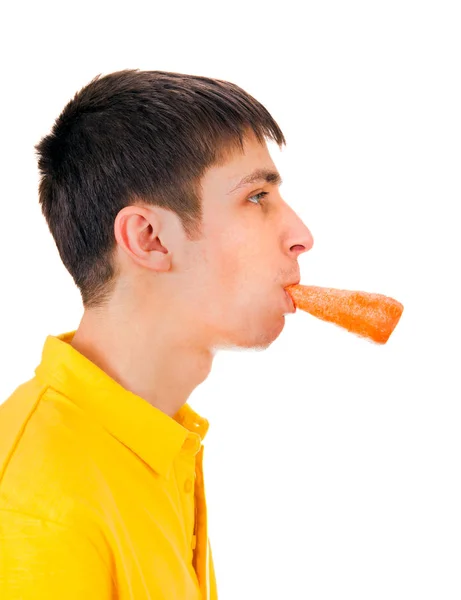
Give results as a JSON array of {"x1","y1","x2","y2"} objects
[{"x1": 227, "y1": 168, "x2": 283, "y2": 194}]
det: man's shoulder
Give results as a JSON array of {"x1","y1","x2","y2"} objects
[
  {"x1": 0, "y1": 379, "x2": 104, "y2": 522},
  {"x1": 0, "y1": 377, "x2": 48, "y2": 465}
]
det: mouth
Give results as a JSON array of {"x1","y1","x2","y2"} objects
[
  {"x1": 284, "y1": 276, "x2": 300, "y2": 288},
  {"x1": 283, "y1": 288, "x2": 297, "y2": 313},
  {"x1": 281, "y1": 274, "x2": 300, "y2": 314}
]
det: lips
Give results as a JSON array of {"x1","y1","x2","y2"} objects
[
  {"x1": 284, "y1": 289, "x2": 296, "y2": 313},
  {"x1": 284, "y1": 276, "x2": 300, "y2": 288}
]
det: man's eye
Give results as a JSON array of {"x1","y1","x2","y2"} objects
[{"x1": 248, "y1": 191, "x2": 269, "y2": 205}]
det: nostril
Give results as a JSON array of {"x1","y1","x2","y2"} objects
[{"x1": 291, "y1": 245, "x2": 305, "y2": 252}]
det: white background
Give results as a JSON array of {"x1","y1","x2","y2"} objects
[{"x1": 1, "y1": 1, "x2": 460, "y2": 598}]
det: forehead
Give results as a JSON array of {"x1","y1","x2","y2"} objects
[{"x1": 201, "y1": 134, "x2": 278, "y2": 193}]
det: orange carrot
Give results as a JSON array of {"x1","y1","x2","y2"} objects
[{"x1": 285, "y1": 284, "x2": 404, "y2": 344}]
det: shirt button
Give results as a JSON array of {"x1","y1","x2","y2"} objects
[
  {"x1": 184, "y1": 479, "x2": 193, "y2": 493},
  {"x1": 183, "y1": 436, "x2": 201, "y2": 454}
]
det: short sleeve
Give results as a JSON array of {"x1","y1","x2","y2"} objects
[{"x1": 0, "y1": 509, "x2": 114, "y2": 599}]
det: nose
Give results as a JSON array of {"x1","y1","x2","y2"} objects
[{"x1": 284, "y1": 208, "x2": 314, "y2": 258}]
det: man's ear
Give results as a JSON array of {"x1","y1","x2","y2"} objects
[{"x1": 114, "y1": 205, "x2": 172, "y2": 273}]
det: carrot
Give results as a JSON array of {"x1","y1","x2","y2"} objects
[{"x1": 285, "y1": 284, "x2": 404, "y2": 344}]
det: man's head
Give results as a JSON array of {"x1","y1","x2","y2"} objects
[{"x1": 36, "y1": 69, "x2": 313, "y2": 352}]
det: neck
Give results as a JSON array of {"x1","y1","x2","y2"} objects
[{"x1": 70, "y1": 303, "x2": 214, "y2": 418}]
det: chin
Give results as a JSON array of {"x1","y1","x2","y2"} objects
[
  {"x1": 231, "y1": 315, "x2": 286, "y2": 352},
  {"x1": 210, "y1": 307, "x2": 286, "y2": 352}
]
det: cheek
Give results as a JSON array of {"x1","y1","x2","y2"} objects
[
  {"x1": 184, "y1": 237, "x2": 236, "y2": 298},
  {"x1": 217, "y1": 236, "x2": 256, "y2": 290},
  {"x1": 197, "y1": 214, "x2": 268, "y2": 296}
]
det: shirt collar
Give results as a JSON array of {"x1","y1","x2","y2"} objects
[{"x1": 34, "y1": 331, "x2": 210, "y2": 479}]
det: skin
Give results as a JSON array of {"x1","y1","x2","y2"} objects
[{"x1": 70, "y1": 130, "x2": 314, "y2": 417}]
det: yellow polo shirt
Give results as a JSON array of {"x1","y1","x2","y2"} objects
[{"x1": 0, "y1": 331, "x2": 218, "y2": 599}]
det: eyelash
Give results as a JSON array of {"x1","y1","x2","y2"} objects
[{"x1": 248, "y1": 191, "x2": 269, "y2": 205}]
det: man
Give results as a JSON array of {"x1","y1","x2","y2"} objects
[{"x1": 0, "y1": 69, "x2": 313, "y2": 599}]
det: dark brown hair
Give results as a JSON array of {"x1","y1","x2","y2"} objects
[{"x1": 35, "y1": 69, "x2": 286, "y2": 309}]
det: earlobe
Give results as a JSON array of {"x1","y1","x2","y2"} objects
[{"x1": 152, "y1": 250, "x2": 172, "y2": 272}]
